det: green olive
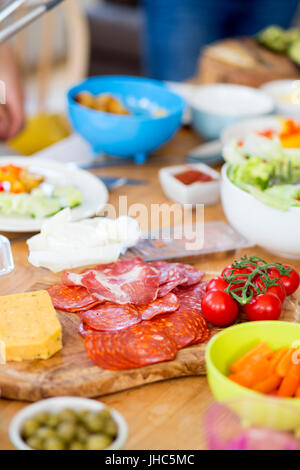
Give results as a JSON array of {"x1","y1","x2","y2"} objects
[
  {"x1": 47, "y1": 413, "x2": 60, "y2": 428},
  {"x1": 86, "y1": 434, "x2": 112, "y2": 450},
  {"x1": 22, "y1": 419, "x2": 40, "y2": 439},
  {"x1": 33, "y1": 412, "x2": 50, "y2": 425},
  {"x1": 26, "y1": 436, "x2": 44, "y2": 450},
  {"x1": 76, "y1": 409, "x2": 89, "y2": 422},
  {"x1": 43, "y1": 437, "x2": 66, "y2": 450},
  {"x1": 100, "y1": 408, "x2": 112, "y2": 420},
  {"x1": 84, "y1": 413, "x2": 105, "y2": 433},
  {"x1": 104, "y1": 418, "x2": 118, "y2": 437},
  {"x1": 75, "y1": 425, "x2": 89, "y2": 443},
  {"x1": 58, "y1": 409, "x2": 77, "y2": 424},
  {"x1": 69, "y1": 441, "x2": 85, "y2": 450},
  {"x1": 36, "y1": 426, "x2": 56, "y2": 441},
  {"x1": 56, "y1": 422, "x2": 76, "y2": 443}
]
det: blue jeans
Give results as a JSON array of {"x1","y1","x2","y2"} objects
[{"x1": 142, "y1": 0, "x2": 300, "y2": 81}]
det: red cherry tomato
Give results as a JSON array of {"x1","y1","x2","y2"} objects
[
  {"x1": 221, "y1": 265, "x2": 234, "y2": 277},
  {"x1": 266, "y1": 283, "x2": 286, "y2": 304},
  {"x1": 268, "y1": 265, "x2": 299, "y2": 296},
  {"x1": 222, "y1": 266, "x2": 252, "y2": 291},
  {"x1": 206, "y1": 276, "x2": 229, "y2": 293},
  {"x1": 251, "y1": 276, "x2": 286, "y2": 303},
  {"x1": 201, "y1": 290, "x2": 239, "y2": 327},
  {"x1": 244, "y1": 293, "x2": 282, "y2": 321}
]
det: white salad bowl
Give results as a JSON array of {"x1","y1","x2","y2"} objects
[
  {"x1": 9, "y1": 397, "x2": 128, "y2": 451},
  {"x1": 221, "y1": 164, "x2": 300, "y2": 259}
]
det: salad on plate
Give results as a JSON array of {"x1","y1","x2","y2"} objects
[
  {"x1": 223, "y1": 134, "x2": 300, "y2": 211},
  {"x1": 0, "y1": 164, "x2": 83, "y2": 218}
]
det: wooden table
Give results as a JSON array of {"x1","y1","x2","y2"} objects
[{"x1": 0, "y1": 128, "x2": 299, "y2": 450}]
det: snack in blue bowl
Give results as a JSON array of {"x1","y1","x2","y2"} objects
[{"x1": 67, "y1": 75, "x2": 185, "y2": 164}]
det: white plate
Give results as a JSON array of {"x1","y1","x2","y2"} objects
[
  {"x1": 221, "y1": 115, "x2": 300, "y2": 155},
  {"x1": 0, "y1": 156, "x2": 108, "y2": 232},
  {"x1": 221, "y1": 115, "x2": 281, "y2": 144}
]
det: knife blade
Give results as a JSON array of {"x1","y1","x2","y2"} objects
[{"x1": 99, "y1": 177, "x2": 148, "y2": 189}]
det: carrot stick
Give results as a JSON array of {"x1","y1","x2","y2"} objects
[
  {"x1": 253, "y1": 373, "x2": 282, "y2": 394},
  {"x1": 277, "y1": 363, "x2": 300, "y2": 397},
  {"x1": 230, "y1": 342, "x2": 273, "y2": 373},
  {"x1": 229, "y1": 357, "x2": 270, "y2": 388},
  {"x1": 228, "y1": 373, "x2": 250, "y2": 388},
  {"x1": 268, "y1": 347, "x2": 288, "y2": 374},
  {"x1": 296, "y1": 384, "x2": 300, "y2": 398},
  {"x1": 276, "y1": 349, "x2": 296, "y2": 377}
]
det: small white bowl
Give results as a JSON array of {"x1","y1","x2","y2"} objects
[
  {"x1": 159, "y1": 163, "x2": 220, "y2": 206},
  {"x1": 9, "y1": 397, "x2": 128, "y2": 451},
  {"x1": 221, "y1": 163, "x2": 300, "y2": 259},
  {"x1": 260, "y1": 79, "x2": 300, "y2": 118},
  {"x1": 190, "y1": 84, "x2": 274, "y2": 140}
]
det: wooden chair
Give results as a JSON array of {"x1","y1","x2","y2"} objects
[{"x1": 13, "y1": 0, "x2": 90, "y2": 111}]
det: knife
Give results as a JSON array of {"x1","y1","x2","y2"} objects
[
  {"x1": 78, "y1": 158, "x2": 136, "y2": 170},
  {"x1": 99, "y1": 177, "x2": 148, "y2": 189}
]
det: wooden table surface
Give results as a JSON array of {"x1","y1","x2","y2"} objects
[{"x1": 0, "y1": 128, "x2": 299, "y2": 450}]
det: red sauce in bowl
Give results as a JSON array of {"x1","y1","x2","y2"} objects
[{"x1": 174, "y1": 168, "x2": 214, "y2": 185}]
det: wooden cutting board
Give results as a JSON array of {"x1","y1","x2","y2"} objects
[
  {"x1": 198, "y1": 37, "x2": 300, "y2": 88},
  {"x1": 0, "y1": 277, "x2": 299, "y2": 402}
]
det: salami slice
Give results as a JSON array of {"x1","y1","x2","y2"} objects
[
  {"x1": 62, "y1": 257, "x2": 160, "y2": 305},
  {"x1": 184, "y1": 309, "x2": 210, "y2": 345},
  {"x1": 150, "y1": 307, "x2": 198, "y2": 348},
  {"x1": 138, "y1": 293, "x2": 180, "y2": 320},
  {"x1": 47, "y1": 284, "x2": 100, "y2": 312},
  {"x1": 78, "y1": 321, "x2": 98, "y2": 338},
  {"x1": 85, "y1": 332, "x2": 134, "y2": 370},
  {"x1": 80, "y1": 302, "x2": 140, "y2": 332},
  {"x1": 173, "y1": 281, "x2": 207, "y2": 314},
  {"x1": 112, "y1": 322, "x2": 178, "y2": 367},
  {"x1": 157, "y1": 268, "x2": 186, "y2": 297},
  {"x1": 180, "y1": 264, "x2": 204, "y2": 286},
  {"x1": 151, "y1": 261, "x2": 203, "y2": 297},
  {"x1": 84, "y1": 322, "x2": 177, "y2": 370}
]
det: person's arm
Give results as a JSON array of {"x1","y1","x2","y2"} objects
[{"x1": 0, "y1": 43, "x2": 24, "y2": 140}]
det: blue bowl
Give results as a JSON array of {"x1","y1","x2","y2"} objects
[{"x1": 67, "y1": 76, "x2": 185, "y2": 163}]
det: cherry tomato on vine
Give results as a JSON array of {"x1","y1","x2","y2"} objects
[
  {"x1": 206, "y1": 276, "x2": 229, "y2": 293},
  {"x1": 222, "y1": 266, "x2": 252, "y2": 290},
  {"x1": 251, "y1": 276, "x2": 286, "y2": 303},
  {"x1": 201, "y1": 290, "x2": 239, "y2": 327},
  {"x1": 268, "y1": 265, "x2": 299, "y2": 296},
  {"x1": 244, "y1": 293, "x2": 282, "y2": 321}
]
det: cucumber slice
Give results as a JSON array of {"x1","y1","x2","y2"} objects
[
  {"x1": 25, "y1": 196, "x2": 61, "y2": 218},
  {"x1": 52, "y1": 186, "x2": 83, "y2": 208}
]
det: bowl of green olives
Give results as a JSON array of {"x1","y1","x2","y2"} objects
[{"x1": 9, "y1": 397, "x2": 128, "y2": 450}]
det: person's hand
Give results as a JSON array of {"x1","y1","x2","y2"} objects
[{"x1": 0, "y1": 44, "x2": 24, "y2": 140}]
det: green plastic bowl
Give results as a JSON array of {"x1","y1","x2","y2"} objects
[{"x1": 205, "y1": 321, "x2": 300, "y2": 432}]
